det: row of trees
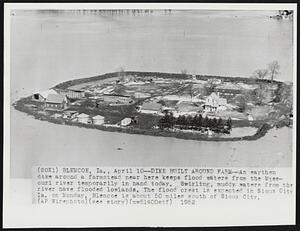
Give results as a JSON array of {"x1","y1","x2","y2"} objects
[
  {"x1": 157, "y1": 113, "x2": 232, "y2": 133},
  {"x1": 252, "y1": 60, "x2": 280, "y2": 83}
]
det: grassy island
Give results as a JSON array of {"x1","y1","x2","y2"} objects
[{"x1": 13, "y1": 71, "x2": 293, "y2": 142}]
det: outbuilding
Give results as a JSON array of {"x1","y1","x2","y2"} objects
[
  {"x1": 93, "y1": 115, "x2": 105, "y2": 125},
  {"x1": 248, "y1": 114, "x2": 254, "y2": 121},
  {"x1": 76, "y1": 113, "x2": 91, "y2": 124},
  {"x1": 121, "y1": 118, "x2": 132, "y2": 126},
  {"x1": 140, "y1": 102, "x2": 162, "y2": 114},
  {"x1": 32, "y1": 89, "x2": 58, "y2": 102},
  {"x1": 44, "y1": 94, "x2": 69, "y2": 111}
]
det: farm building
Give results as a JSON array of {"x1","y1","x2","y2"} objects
[
  {"x1": 121, "y1": 118, "x2": 132, "y2": 126},
  {"x1": 140, "y1": 102, "x2": 162, "y2": 114},
  {"x1": 32, "y1": 89, "x2": 58, "y2": 102},
  {"x1": 204, "y1": 92, "x2": 227, "y2": 112},
  {"x1": 92, "y1": 115, "x2": 105, "y2": 125},
  {"x1": 99, "y1": 94, "x2": 133, "y2": 105},
  {"x1": 76, "y1": 113, "x2": 92, "y2": 124},
  {"x1": 134, "y1": 92, "x2": 151, "y2": 99},
  {"x1": 63, "y1": 110, "x2": 79, "y2": 119},
  {"x1": 44, "y1": 94, "x2": 69, "y2": 111},
  {"x1": 214, "y1": 85, "x2": 242, "y2": 98},
  {"x1": 54, "y1": 88, "x2": 85, "y2": 99},
  {"x1": 248, "y1": 114, "x2": 254, "y2": 121},
  {"x1": 51, "y1": 113, "x2": 62, "y2": 119}
]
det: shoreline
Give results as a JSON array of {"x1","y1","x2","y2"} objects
[{"x1": 13, "y1": 105, "x2": 271, "y2": 142}]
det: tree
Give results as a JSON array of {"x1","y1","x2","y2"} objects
[
  {"x1": 217, "y1": 117, "x2": 223, "y2": 128},
  {"x1": 202, "y1": 116, "x2": 209, "y2": 128},
  {"x1": 181, "y1": 69, "x2": 188, "y2": 75},
  {"x1": 117, "y1": 66, "x2": 126, "y2": 79},
  {"x1": 235, "y1": 94, "x2": 247, "y2": 112},
  {"x1": 176, "y1": 115, "x2": 186, "y2": 126},
  {"x1": 186, "y1": 115, "x2": 193, "y2": 127},
  {"x1": 192, "y1": 115, "x2": 198, "y2": 127},
  {"x1": 195, "y1": 114, "x2": 203, "y2": 127},
  {"x1": 251, "y1": 69, "x2": 268, "y2": 80},
  {"x1": 212, "y1": 118, "x2": 218, "y2": 128},
  {"x1": 268, "y1": 61, "x2": 280, "y2": 82},
  {"x1": 226, "y1": 117, "x2": 232, "y2": 131},
  {"x1": 158, "y1": 112, "x2": 175, "y2": 129}
]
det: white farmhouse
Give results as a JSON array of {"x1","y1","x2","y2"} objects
[{"x1": 204, "y1": 92, "x2": 227, "y2": 112}]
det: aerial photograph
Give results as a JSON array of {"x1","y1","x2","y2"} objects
[{"x1": 10, "y1": 9, "x2": 294, "y2": 178}]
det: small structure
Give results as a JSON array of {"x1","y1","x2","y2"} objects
[
  {"x1": 63, "y1": 110, "x2": 78, "y2": 119},
  {"x1": 248, "y1": 114, "x2": 254, "y2": 121},
  {"x1": 76, "y1": 113, "x2": 91, "y2": 124},
  {"x1": 204, "y1": 92, "x2": 227, "y2": 112},
  {"x1": 121, "y1": 117, "x2": 132, "y2": 126},
  {"x1": 44, "y1": 94, "x2": 69, "y2": 111},
  {"x1": 215, "y1": 85, "x2": 241, "y2": 98},
  {"x1": 140, "y1": 102, "x2": 162, "y2": 114},
  {"x1": 134, "y1": 92, "x2": 151, "y2": 99},
  {"x1": 55, "y1": 88, "x2": 85, "y2": 99},
  {"x1": 51, "y1": 113, "x2": 62, "y2": 119},
  {"x1": 93, "y1": 115, "x2": 105, "y2": 125},
  {"x1": 32, "y1": 89, "x2": 58, "y2": 102},
  {"x1": 100, "y1": 94, "x2": 133, "y2": 105}
]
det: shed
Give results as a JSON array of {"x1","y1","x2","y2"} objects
[
  {"x1": 93, "y1": 115, "x2": 105, "y2": 125},
  {"x1": 77, "y1": 113, "x2": 91, "y2": 124},
  {"x1": 121, "y1": 118, "x2": 132, "y2": 126},
  {"x1": 140, "y1": 102, "x2": 162, "y2": 114},
  {"x1": 248, "y1": 114, "x2": 254, "y2": 121},
  {"x1": 32, "y1": 89, "x2": 58, "y2": 101}
]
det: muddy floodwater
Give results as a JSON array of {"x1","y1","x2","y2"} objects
[
  {"x1": 10, "y1": 10, "x2": 294, "y2": 178},
  {"x1": 11, "y1": 109, "x2": 293, "y2": 178}
]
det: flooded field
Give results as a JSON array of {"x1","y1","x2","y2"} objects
[
  {"x1": 11, "y1": 109, "x2": 293, "y2": 178},
  {"x1": 10, "y1": 10, "x2": 294, "y2": 178}
]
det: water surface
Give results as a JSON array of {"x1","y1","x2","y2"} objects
[{"x1": 10, "y1": 10, "x2": 294, "y2": 178}]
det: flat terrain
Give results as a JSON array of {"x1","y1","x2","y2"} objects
[{"x1": 14, "y1": 71, "x2": 293, "y2": 141}]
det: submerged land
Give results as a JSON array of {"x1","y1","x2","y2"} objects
[{"x1": 14, "y1": 71, "x2": 293, "y2": 141}]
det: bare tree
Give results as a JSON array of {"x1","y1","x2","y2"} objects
[
  {"x1": 117, "y1": 66, "x2": 126, "y2": 79},
  {"x1": 268, "y1": 61, "x2": 280, "y2": 82},
  {"x1": 181, "y1": 69, "x2": 188, "y2": 75},
  {"x1": 251, "y1": 69, "x2": 269, "y2": 80}
]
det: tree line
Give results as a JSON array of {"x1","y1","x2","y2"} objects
[
  {"x1": 157, "y1": 113, "x2": 232, "y2": 134},
  {"x1": 252, "y1": 60, "x2": 280, "y2": 83}
]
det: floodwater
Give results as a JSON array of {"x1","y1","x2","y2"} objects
[{"x1": 9, "y1": 10, "x2": 294, "y2": 178}]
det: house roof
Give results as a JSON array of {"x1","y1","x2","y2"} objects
[
  {"x1": 208, "y1": 92, "x2": 219, "y2": 100},
  {"x1": 206, "y1": 92, "x2": 227, "y2": 105},
  {"x1": 93, "y1": 115, "x2": 104, "y2": 119},
  {"x1": 46, "y1": 94, "x2": 66, "y2": 103},
  {"x1": 77, "y1": 113, "x2": 89, "y2": 118},
  {"x1": 141, "y1": 102, "x2": 162, "y2": 111},
  {"x1": 39, "y1": 89, "x2": 58, "y2": 99}
]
